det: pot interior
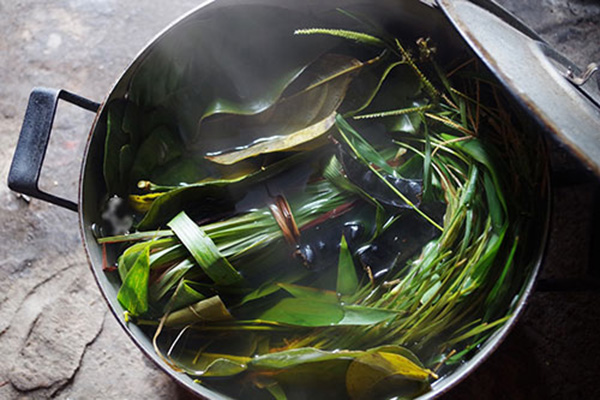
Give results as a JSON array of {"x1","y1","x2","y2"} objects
[{"x1": 79, "y1": 1, "x2": 549, "y2": 399}]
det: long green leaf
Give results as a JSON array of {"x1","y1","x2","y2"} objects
[
  {"x1": 259, "y1": 298, "x2": 396, "y2": 327},
  {"x1": 259, "y1": 298, "x2": 344, "y2": 327},
  {"x1": 168, "y1": 212, "x2": 242, "y2": 285}
]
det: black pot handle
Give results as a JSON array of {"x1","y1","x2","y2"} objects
[{"x1": 8, "y1": 88, "x2": 100, "y2": 212}]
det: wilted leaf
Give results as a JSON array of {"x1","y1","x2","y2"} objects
[
  {"x1": 346, "y1": 351, "x2": 433, "y2": 400},
  {"x1": 164, "y1": 295, "x2": 233, "y2": 327},
  {"x1": 205, "y1": 112, "x2": 337, "y2": 165}
]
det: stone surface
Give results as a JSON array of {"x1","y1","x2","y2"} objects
[{"x1": 0, "y1": 1, "x2": 598, "y2": 399}]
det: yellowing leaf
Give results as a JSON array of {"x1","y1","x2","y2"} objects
[
  {"x1": 164, "y1": 295, "x2": 233, "y2": 327},
  {"x1": 205, "y1": 112, "x2": 337, "y2": 165},
  {"x1": 346, "y1": 351, "x2": 434, "y2": 400}
]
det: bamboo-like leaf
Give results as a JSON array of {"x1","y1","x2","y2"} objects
[
  {"x1": 279, "y1": 283, "x2": 339, "y2": 303},
  {"x1": 149, "y1": 258, "x2": 195, "y2": 304},
  {"x1": 177, "y1": 352, "x2": 251, "y2": 377},
  {"x1": 259, "y1": 298, "x2": 396, "y2": 327},
  {"x1": 337, "y1": 235, "x2": 359, "y2": 296},
  {"x1": 117, "y1": 247, "x2": 150, "y2": 316},
  {"x1": 168, "y1": 212, "x2": 242, "y2": 285},
  {"x1": 164, "y1": 295, "x2": 233, "y2": 327},
  {"x1": 259, "y1": 298, "x2": 344, "y2": 327},
  {"x1": 338, "y1": 305, "x2": 396, "y2": 325}
]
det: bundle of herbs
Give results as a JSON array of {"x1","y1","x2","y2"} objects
[{"x1": 96, "y1": 9, "x2": 546, "y2": 400}]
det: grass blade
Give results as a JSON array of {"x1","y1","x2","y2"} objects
[{"x1": 168, "y1": 211, "x2": 243, "y2": 285}]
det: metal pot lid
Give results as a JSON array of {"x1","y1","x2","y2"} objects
[{"x1": 437, "y1": 0, "x2": 600, "y2": 176}]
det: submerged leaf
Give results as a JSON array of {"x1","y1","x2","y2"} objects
[
  {"x1": 259, "y1": 297, "x2": 396, "y2": 327},
  {"x1": 199, "y1": 54, "x2": 363, "y2": 163},
  {"x1": 259, "y1": 298, "x2": 344, "y2": 327},
  {"x1": 136, "y1": 150, "x2": 309, "y2": 230},
  {"x1": 205, "y1": 112, "x2": 337, "y2": 165},
  {"x1": 250, "y1": 348, "x2": 360, "y2": 370},
  {"x1": 346, "y1": 352, "x2": 433, "y2": 400},
  {"x1": 337, "y1": 235, "x2": 359, "y2": 296},
  {"x1": 279, "y1": 283, "x2": 339, "y2": 303}
]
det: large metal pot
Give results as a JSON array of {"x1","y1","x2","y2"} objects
[{"x1": 8, "y1": 0, "x2": 598, "y2": 398}]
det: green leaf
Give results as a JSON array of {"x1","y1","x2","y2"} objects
[
  {"x1": 177, "y1": 352, "x2": 251, "y2": 377},
  {"x1": 117, "y1": 247, "x2": 150, "y2": 316},
  {"x1": 259, "y1": 298, "x2": 344, "y2": 327},
  {"x1": 119, "y1": 145, "x2": 134, "y2": 189},
  {"x1": 336, "y1": 114, "x2": 395, "y2": 176},
  {"x1": 136, "y1": 6, "x2": 340, "y2": 141},
  {"x1": 164, "y1": 295, "x2": 233, "y2": 327},
  {"x1": 336, "y1": 235, "x2": 359, "y2": 296},
  {"x1": 483, "y1": 171, "x2": 504, "y2": 232},
  {"x1": 197, "y1": 358, "x2": 248, "y2": 378},
  {"x1": 200, "y1": 54, "x2": 362, "y2": 165},
  {"x1": 149, "y1": 258, "x2": 195, "y2": 304},
  {"x1": 279, "y1": 283, "x2": 339, "y2": 303},
  {"x1": 266, "y1": 384, "x2": 288, "y2": 400},
  {"x1": 168, "y1": 212, "x2": 242, "y2": 285},
  {"x1": 259, "y1": 298, "x2": 396, "y2": 327},
  {"x1": 338, "y1": 305, "x2": 396, "y2": 325},
  {"x1": 117, "y1": 238, "x2": 173, "y2": 281},
  {"x1": 164, "y1": 279, "x2": 207, "y2": 312}
]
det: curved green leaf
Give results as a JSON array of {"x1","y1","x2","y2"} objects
[
  {"x1": 168, "y1": 212, "x2": 242, "y2": 285},
  {"x1": 117, "y1": 247, "x2": 150, "y2": 316}
]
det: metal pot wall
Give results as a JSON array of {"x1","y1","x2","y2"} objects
[{"x1": 10, "y1": 0, "x2": 589, "y2": 398}]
